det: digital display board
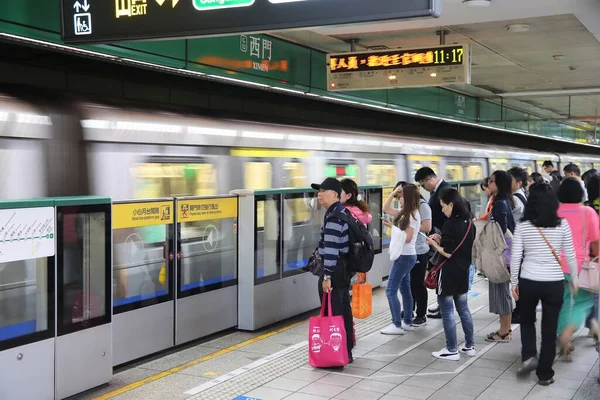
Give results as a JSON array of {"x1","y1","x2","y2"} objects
[
  {"x1": 326, "y1": 44, "x2": 471, "y2": 91},
  {"x1": 60, "y1": 0, "x2": 441, "y2": 44}
]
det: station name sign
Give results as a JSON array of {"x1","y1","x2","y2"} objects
[
  {"x1": 60, "y1": 0, "x2": 441, "y2": 44},
  {"x1": 326, "y1": 44, "x2": 471, "y2": 91}
]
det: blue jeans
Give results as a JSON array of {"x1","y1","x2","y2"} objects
[
  {"x1": 386, "y1": 255, "x2": 417, "y2": 326},
  {"x1": 438, "y1": 293, "x2": 474, "y2": 352}
]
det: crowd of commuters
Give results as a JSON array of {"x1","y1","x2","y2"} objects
[{"x1": 310, "y1": 161, "x2": 599, "y2": 387}]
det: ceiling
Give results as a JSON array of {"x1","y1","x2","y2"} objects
[{"x1": 271, "y1": 0, "x2": 600, "y2": 128}]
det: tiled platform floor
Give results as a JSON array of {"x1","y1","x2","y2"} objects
[{"x1": 78, "y1": 278, "x2": 599, "y2": 400}]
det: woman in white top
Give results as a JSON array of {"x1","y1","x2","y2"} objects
[
  {"x1": 510, "y1": 183, "x2": 578, "y2": 386},
  {"x1": 381, "y1": 184, "x2": 421, "y2": 335}
]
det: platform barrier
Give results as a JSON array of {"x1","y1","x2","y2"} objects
[
  {"x1": 234, "y1": 186, "x2": 383, "y2": 331},
  {"x1": 0, "y1": 196, "x2": 112, "y2": 400}
]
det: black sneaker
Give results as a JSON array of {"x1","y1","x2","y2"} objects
[
  {"x1": 412, "y1": 316, "x2": 427, "y2": 327},
  {"x1": 538, "y1": 378, "x2": 555, "y2": 386},
  {"x1": 348, "y1": 352, "x2": 354, "y2": 364}
]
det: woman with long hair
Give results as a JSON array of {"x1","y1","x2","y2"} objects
[
  {"x1": 556, "y1": 178, "x2": 600, "y2": 355},
  {"x1": 479, "y1": 177, "x2": 494, "y2": 220},
  {"x1": 380, "y1": 183, "x2": 421, "y2": 335},
  {"x1": 425, "y1": 188, "x2": 476, "y2": 360},
  {"x1": 486, "y1": 170, "x2": 515, "y2": 342},
  {"x1": 383, "y1": 181, "x2": 432, "y2": 326},
  {"x1": 340, "y1": 178, "x2": 372, "y2": 227},
  {"x1": 510, "y1": 183, "x2": 577, "y2": 386}
]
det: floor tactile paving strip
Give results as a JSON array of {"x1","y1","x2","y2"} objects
[{"x1": 188, "y1": 278, "x2": 486, "y2": 399}]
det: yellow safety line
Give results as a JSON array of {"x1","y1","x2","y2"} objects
[{"x1": 92, "y1": 320, "x2": 304, "y2": 400}]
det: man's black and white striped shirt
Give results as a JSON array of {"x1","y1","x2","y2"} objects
[{"x1": 510, "y1": 219, "x2": 578, "y2": 286}]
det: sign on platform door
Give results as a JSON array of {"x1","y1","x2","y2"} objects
[{"x1": 0, "y1": 207, "x2": 55, "y2": 263}]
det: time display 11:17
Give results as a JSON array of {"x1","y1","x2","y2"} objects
[{"x1": 329, "y1": 45, "x2": 465, "y2": 73}]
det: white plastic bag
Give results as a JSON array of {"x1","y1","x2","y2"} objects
[{"x1": 389, "y1": 226, "x2": 406, "y2": 261}]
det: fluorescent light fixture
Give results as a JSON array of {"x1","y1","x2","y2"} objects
[
  {"x1": 269, "y1": 86, "x2": 304, "y2": 95},
  {"x1": 81, "y1": 119, "x2": 111, "y2": 129},
  {"x1": 382, "y1": 141, "x2": 404, "y2": 148},
  {"x1": 188, "y1": 127, "x2": 237, "y2": 136},
  {"x1": 498, "y1": 88, "x2": 600, "y2": 98},
  {"x1": 115, "y1": 121, "x2": 182, "y2": 132},
  {"x1": 16, "y1": 113, "x2": 52, "y2": 125},
  {"x1": 325, "y1": 137, "x2": 354, "y2": 144},
  {"x1": 0, "y1": 111, "x2": 8, "y2": 122},
  {"x1": 0, "y1": 33, "x2": 118, "y2": 60},
  {"x1": 355, "y1": 139, "x2": 382, "y2": 146},
  {"x1": 242, "y1": 131, "x2": 285, "y2": 140},
  {"x1": 288, "y1": 134, "x2": 322, "y2": 142}
]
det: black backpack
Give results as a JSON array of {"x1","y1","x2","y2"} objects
[{"x1": 328, "y1": 211, "x2": 375, "y2": 273}]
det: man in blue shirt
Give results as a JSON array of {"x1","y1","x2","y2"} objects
[{"x1": 311, "y1": 177, "x2": 354, "y2": 363}]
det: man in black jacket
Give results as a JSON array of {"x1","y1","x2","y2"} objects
[{"x1": 415, "y1": 167, "x2": 450, "y2": 319}]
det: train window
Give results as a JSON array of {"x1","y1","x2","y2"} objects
[
  {"x1": 489, "y1": 159, "x2": 508, "y2": 173},
  {"x1": 133, "y1": 163, "x2": 217, "y2": 199},
  {"x1": 466, "y1": 165, "x2": 484, "y2": 180},
  {"x1": 410, "y1": 163, "x2": 438, "y2": 180},
  {"x1": 445, "y1": 164, "x2": 464, "y2": 181},
  {"x1": 326, "y1": 163, "x2": 360, "y2": 183},
  {"x1": 245, "y1": 162, "x2": 273, "y2": 229},
  {"x1": 366, "y1": 164, "x2": 396, "y2": 186},
  {"x1": 245, "y1": 162, "x2": 273, "y2": 190},
  {"x1": 282, "y1": 162, "x2": 307, "y2": 188},
  {"x1": 579, "y1": 163, "x2": 593, "y2": 174}
]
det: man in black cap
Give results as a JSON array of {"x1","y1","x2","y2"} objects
[{"x1": 311, "y1": 177, "x2": 354, "y2": 363}]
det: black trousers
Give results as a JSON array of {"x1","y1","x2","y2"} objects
[
  {"x1": 411, "y1": 253, "x2": 429, "y2": 318},
  {"x1": 519, "y1": 278, "x2": 564, "y2": 381},
  {"x1": 318, "y1": 265, "x2": 354, "y2": 357}
]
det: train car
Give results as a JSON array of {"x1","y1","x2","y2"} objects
[{"x1": 2, "y1": 92, "x2": 600, "y2": 366}]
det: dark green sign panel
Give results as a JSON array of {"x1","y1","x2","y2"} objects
[{"x1": 60, "y1": 0, "x2": 441, "y2": 44}]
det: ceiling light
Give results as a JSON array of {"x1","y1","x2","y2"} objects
[
  {"x1": 430, "y1": 72, "x2": 437, "y2": 77},
  {"x1": 388, "y1": 75, "x2": 397, "y2": 80},
  {"x1": 553, "y1": 55, "x2": 564, "y2": 61},
  {"x1": 462, "y1": 0, "x2": 491, "y2": 7},
  {"x1": 506, "y1": 24, "x2": 530, "y2": 33}
]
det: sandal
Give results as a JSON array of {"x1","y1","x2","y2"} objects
[{"x1": 485, "y1": 330, "x2": 511, "y2": 342}]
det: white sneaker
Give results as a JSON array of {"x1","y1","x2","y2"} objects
[
  {"x1": 401, "y1": 322, "x2": 414, "y2": 332},
  {"x1": 432, "y1": 348, "x2": 460, "y2": 361},
  {"x1": 381, "y1": 324, "x2": 406, "y2": 335},
  {"x1": 460, "y1": 346, "x2": 477, "y2": 357}
]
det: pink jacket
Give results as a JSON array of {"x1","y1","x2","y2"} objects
[{"x1": 345, "y1": 205, "x2": 373, "y2": 227}]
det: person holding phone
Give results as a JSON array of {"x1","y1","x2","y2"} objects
[
  {"x1": 384, "y1": 182, "x2": 432, "y2": 327},
  {"x1": 381, "y1": 183, "x2": 422, "y2": 334}
]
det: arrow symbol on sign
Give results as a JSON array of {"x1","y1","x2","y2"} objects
[
  {"x1": 82, "y1": 0, "x2": 90, "y2": 12},
  {"x1": 156, "y1": 0, "x2": 166, "y2": 5},
  {"x1": 73, "y1": 1, "x2": 82, "y2": 12},
  {"x1": 172, "y1": 0, "x2": 179, "y2": 7}
]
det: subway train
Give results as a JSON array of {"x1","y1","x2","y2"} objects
[{"x1": 2, "y1": 90, "x2": 600, "y2": 369}]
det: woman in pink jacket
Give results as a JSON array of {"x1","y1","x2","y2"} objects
[{"x1": 340, "y1": 179, "x2": 372, "y2": 227}]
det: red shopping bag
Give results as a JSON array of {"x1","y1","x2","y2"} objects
[{"x1": 309, "y1": 292, "x2": 349, "y2": 368}]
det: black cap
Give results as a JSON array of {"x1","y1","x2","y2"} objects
[{"x1": 311, "y1": 177, "x2": 341, "y2": 196}]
